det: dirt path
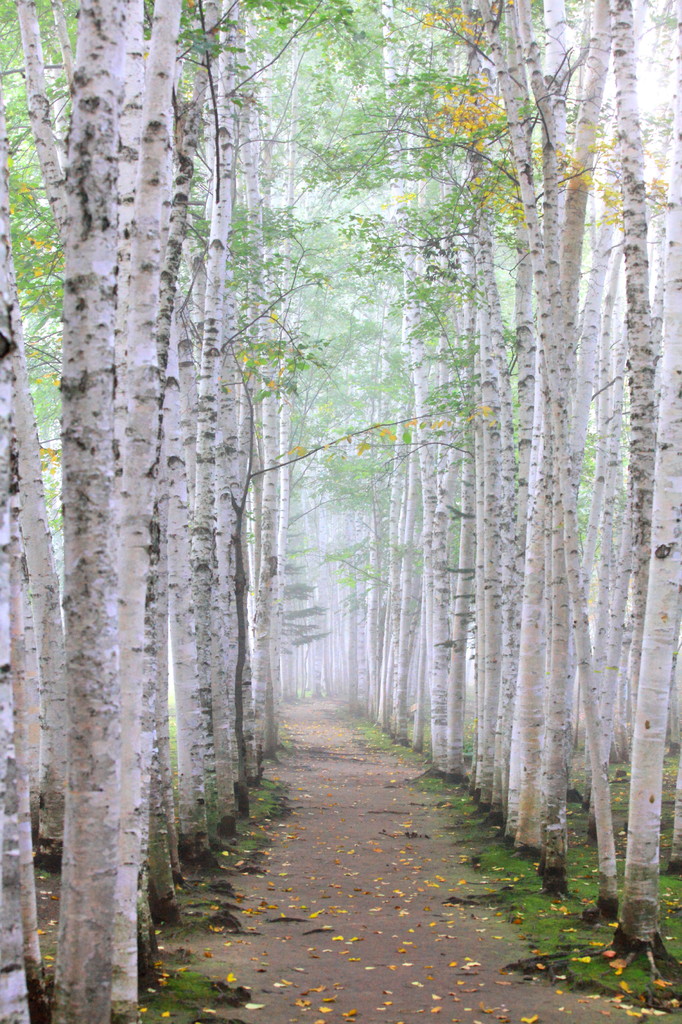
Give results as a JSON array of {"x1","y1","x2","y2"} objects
[{"x1": 169, "y1": 702, "x2": 625, "y2": 1023}]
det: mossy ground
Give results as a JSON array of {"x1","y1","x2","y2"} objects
[
  {"x1": 138, "y1": 966, "x2": 252, "y2": 1024},
  {"x1": 355, "y1": 717, "x2": 682, "y2": 1013},
  {"x1": 350, "y1": 715, "x2": 428, "y2": 765}
]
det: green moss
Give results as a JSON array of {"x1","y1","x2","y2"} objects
[
  {"x1": 140, "y1": 968, "x2": 247, "y2": 1024},
  {"x1": 349, "y1": 716, "x2": 428, "y2": 764}
]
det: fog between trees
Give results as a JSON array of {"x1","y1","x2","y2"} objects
[{"x1": 1, "y1": 0, "x2": 681, "y2": 1020}]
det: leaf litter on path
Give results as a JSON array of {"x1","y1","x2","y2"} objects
[{"x1": 157, "y1": 701, "x2": 619, "y2": 1024}]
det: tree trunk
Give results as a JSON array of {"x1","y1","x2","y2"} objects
[
  {"x1": 10, "y1": 495, "x2": 47, "y2": 1020},
  {"x1": 0, "y1": 85, "x2": 31, "y2": 1023},
  {"x1": 112, "y1": 4, "x2": 182, "y2": 1018},
  {"x1": 617, "y1": 6, "x2": 682, "y2": 946},
  {"x1": 52, "y1": 4, "x2": 127, "y2": 1019},
  {"x1": 166, "y1": 320, "x2": 211, "y2": 864}
]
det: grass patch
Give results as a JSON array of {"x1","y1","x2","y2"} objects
[
  {"x1": 346, "y1": 714, "x2": 429, "y2": 766},
  {"x1": 139, "y1": 966, "x2": 250, "y2": 1024}
]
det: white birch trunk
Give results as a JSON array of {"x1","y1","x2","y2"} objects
[
  {"x1": 50, "y1": 0, "x2": 74, "y2": 88},
  {"x1": 113, "y1": 0, "x2": 145, "y2": 453},
  {"x1": 475, "y1": 297, "x2": 503, "y2": 809},
  {"x1": 144, "y1": 481, "x2": 180, "y2": 928},
  {"x1": 511, "y1": 389, "x2": 547, "y2": 850},
  {"x1": 431, "y1": 444, "x2": 457, "y2": 773},
  {"x1": 166, "y1": 320, "x2": 211, "y2": 862},
  {"x1": 112, "y1": 4, "x2": 182, "y2": 1017},
  {"x1": 446, "y1": 454, "x2": 474, "y2": 781},
  {"x1": 191, "y1": 0, "x2": 236, "y2": 768},
  {"x1": 10, "y1": 245, "x2": 66, "y2": 867},
  {"x1": 16, "y1": 0, "x2": 69, "y2": 233},
  {"x1": 367, "y1": 524, "x2": 381, "y2": 718},
  {"x1": 618, "y1": 7, "x2": 682, "y2": 946},
  {"x1": 274, "y1": 402, "x2": 292, "y2": 707},
  {"x1": 53, "y1": 4, "x2": 127, "y2": 1019},
  {"x1": 212, "y1": 342, "x2": 240, "y2": 823},
  {"x1": 19, "y1": 566, "x2": 40, "y2": 829},
  {"x1": 10, "y1": 501, "x2": 45, "y2": 1015},
  {"x1": 610, "y1": 0, "x2": 657, "y2": 708},
  {"x1": 394, "y1": 453, "x2": 418, "y2": 743},
  {"x1": 1, "y1": 591, "x2": 30, "y2": 1024},
  {"x1": 0, "y1": 81, "x2": 31, "y2": 1024},
  {"x1": 244, "y1": 83, "x2": 280, "y2": 760}
]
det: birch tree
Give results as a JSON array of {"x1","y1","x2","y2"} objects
[
  {"x1": 53, "y1": 3, "x2": 127, "y2": 1021},
  {"x1": 15, "y1": 0, "x2": 69, "y2": 866},
  {"x1": 617, "y1": 0, "x2": 682, "y2": 954},
  {"x1": 112, "y1": 4, "x2": 182, "y2": 1018},
  {"x1": 0, "y1": 77, "x2": 31, "y2": 1024}
]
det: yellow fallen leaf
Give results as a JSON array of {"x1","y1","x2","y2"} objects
[
  {"x1": 620, "y1": 981, "x2": 633, "y2": 993},
  {"x1": 521, "y1": 1017, "x2": 539, "y2": 1024},
  {"x1": 572, "y1": 956, "x2": 591, "y2": 963},
  {"x1": 161, "y1": 1014, "x2": 170, "y2": 1020},
  {"x1": 226, "y1": 973, "x2": 237, "y2": 983}
]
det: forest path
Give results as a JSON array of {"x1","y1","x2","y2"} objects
[{"x1": 171, "y1": 701, "x2": 620, "y2": 1024}]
